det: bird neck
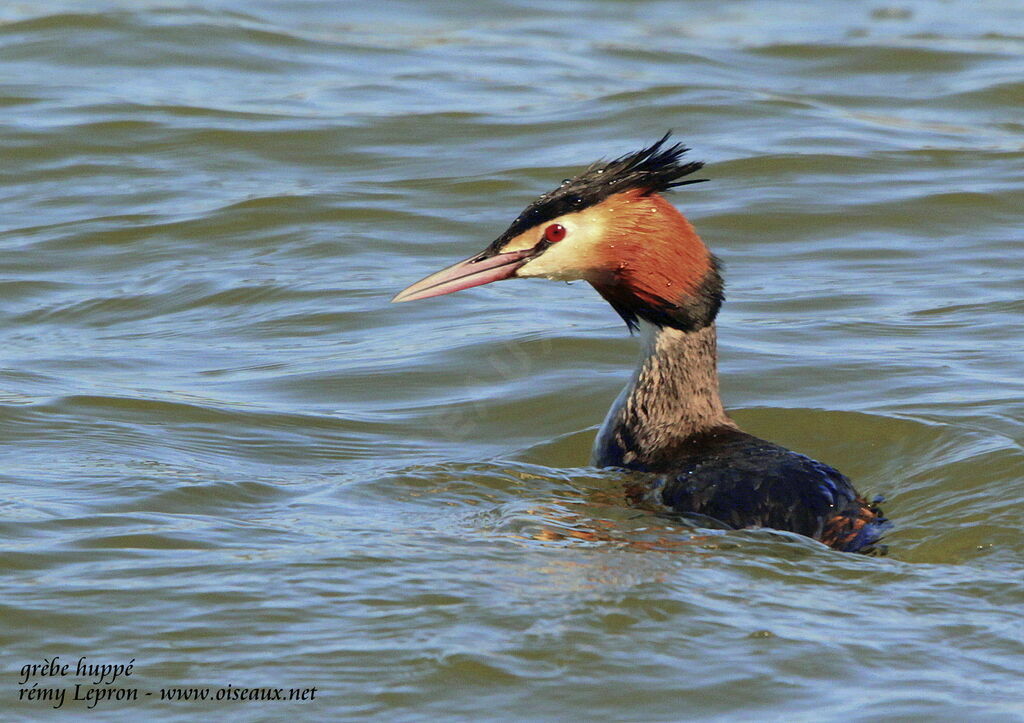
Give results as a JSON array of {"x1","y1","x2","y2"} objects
[{"x1": 592, "y1": 320, "x2": 736, "y2": 471}]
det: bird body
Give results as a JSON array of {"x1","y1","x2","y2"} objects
[{"x1": 393, "y1": 135, "x2": 890, "y2": 553}]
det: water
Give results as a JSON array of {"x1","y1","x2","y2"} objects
[{"x1": 3, "y1": 1, "x2": 1023, "y2": 719}]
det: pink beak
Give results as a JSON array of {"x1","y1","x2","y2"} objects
[{"x1": 391, "y1": 247, "x2": 536, "y2": 303}]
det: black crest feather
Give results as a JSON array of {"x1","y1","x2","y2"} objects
[{"x1": 487, "y1": 132, "x2": 705, "y2": 252}]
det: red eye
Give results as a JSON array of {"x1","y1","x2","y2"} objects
[{"x1": 544, "y1": 223, "x2": 567, "y2": 243}]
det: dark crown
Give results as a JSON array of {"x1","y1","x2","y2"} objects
[{"x1": 487, "y1": 132, "x2": 705, "y2": 252}]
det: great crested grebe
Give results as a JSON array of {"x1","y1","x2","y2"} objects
[{"x1": 393, "y1": 134, "x2": 890, "y2": 553}]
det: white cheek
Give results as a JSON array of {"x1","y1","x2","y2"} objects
[
  {"x1": 514, "y1": 217, "x2": 604, "y2": 281},
  {"x1": 516, "y1": 242, "x2": 589, "y2": 280}
]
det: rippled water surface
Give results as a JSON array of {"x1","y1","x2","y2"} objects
[{"x1": 3, "y1": 1, "x2": 1023, "y2": 719}]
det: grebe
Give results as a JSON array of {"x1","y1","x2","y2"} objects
[{"x1": 393, "y1": 134, "x2": 890, "y2": 553}]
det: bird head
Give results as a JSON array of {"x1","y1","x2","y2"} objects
[{"x1": 392, "y1": 133, "x2": 723, "y2": 332}]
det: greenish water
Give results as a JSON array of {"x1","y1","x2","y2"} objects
[{"x1": 3, "y1": 1, "x2": 1023, "y2": 720}]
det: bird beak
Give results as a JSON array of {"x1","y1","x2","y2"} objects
[{"x1": 391, "y1": 247, "x2": 536, "y2": 303}]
